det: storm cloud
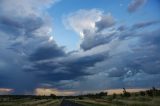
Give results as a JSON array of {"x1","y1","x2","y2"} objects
[
  {"x1": 0, "y1": 0, "x2": 61, "y2": 94},
  {"x1": 63, "y1": 8, "x2": 160, "y2": 91},
  {"x1": 0, "y1": 0, "x2": 160, "y2": 95}
]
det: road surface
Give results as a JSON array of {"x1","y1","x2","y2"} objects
[{"x1": 60, "y1": 99, "x2": 84, "y2": 106}]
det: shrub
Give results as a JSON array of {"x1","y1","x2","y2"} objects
[{"x1": 140, "y1": 91, "x2": 146, "y2": 96}]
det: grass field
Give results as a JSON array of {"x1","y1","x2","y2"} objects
[
  {"x1": 0, "y1": 98, "x2": 60, "y2": 106},
  {"x1": 0, "y1": 96, "x2": 160, "y2": 106},
  {"x1": 73, "y1": 96, "x2": 160, "y2": 106}
]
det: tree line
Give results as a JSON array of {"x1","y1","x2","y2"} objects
[
  {"x1": 76, "y1": 87, "x2": 160, "y2": 99},
  {"x1": 0, "y1": 87, "x2": 160, "y2": 101}
]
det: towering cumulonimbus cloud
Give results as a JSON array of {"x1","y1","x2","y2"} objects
[
  {"x1": 63, "y1": 9, "x2": 102, "y2": 38},
  {"x1": 64, "y1": 9, "x2": 116, "y2": 50}
]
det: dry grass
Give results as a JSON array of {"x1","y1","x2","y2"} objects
[{"x1": 73, "y1": 96, "x2": 160, "y2": 106}]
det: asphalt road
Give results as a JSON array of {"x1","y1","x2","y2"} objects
[{"x1": 60, "y1": 99, "x2": 84, "y2": 106}]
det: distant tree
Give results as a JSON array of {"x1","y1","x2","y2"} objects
[
  {"x1": 112, "y1": 93, "x2": 117, "y2": 99},
  {"x1": 120, "y1": 93, "x2": 123, "y2": 97},
  {"x1": 50, "y1": 94, "x2": 57, "y2": 99},
  {"x1": 123, "y1": 88, "x2": 131, "y2": 97},
  {"x1": 146, "y1": 87, "x2": 159, "y2": 97},
  {"x1": 134, "y1": 93, "x2": 139, "y2": 97},
  {"x1": 146, "y1": 90, "x2": 153, "y2": 97},
  {"x1": 123, "y1": 88, "x2": 126, "y2": 93},
  {"x1": 152, "y1": 87, "x2": 158, "y2": 96},
  {"x1": 152, "y1": 87, "x2": 157, "y2": 91},
  {"x1": 140, "y1": 91, "x2": 145, "y2": 96},
  {"x1": 84, "y1": 91, "x2": 107, "y2": 98},
  {"x1": 99, "y1": 92, "x2": 108, "y2": 97},
  {"x1": 78, "y1": 96, "x2": 83, "y2": 100}
]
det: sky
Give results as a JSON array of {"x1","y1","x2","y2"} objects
[{"x1": 0, "y1": 0, "x2": 160, "y2": 95}]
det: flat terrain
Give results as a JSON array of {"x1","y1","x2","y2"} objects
[
  {"x1": 60, "y1": 99, "x2": 84, "y2": 106},
  {"x1": 0, "y1": 96, "x2": 160, "y2": 106},
  {"x1": 73, "y1": 96, "x2": 160, "y2": 106},
  {"x1": 0, "y1": 98, "x2": 60, "y2": 106}
]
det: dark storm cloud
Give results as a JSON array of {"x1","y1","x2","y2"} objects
[
  {"x1": 29, "y1": 44, "x2": 66, "y2": 61},
  {"x1": 0, "y1": 16, "x2": 45, "y2": 38},
  {"x1": 0, "y1": 16, "x2": 23, "y2": 28},
  {"x1": 128, "y1": 0, "x2": 147, "y2": 13},
  {"x1": 25, "y1": 52, "x2": 107, "y2": 82},
  {"x1": 0, "y1": 0, "x2": 60, "y2": 94}
]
